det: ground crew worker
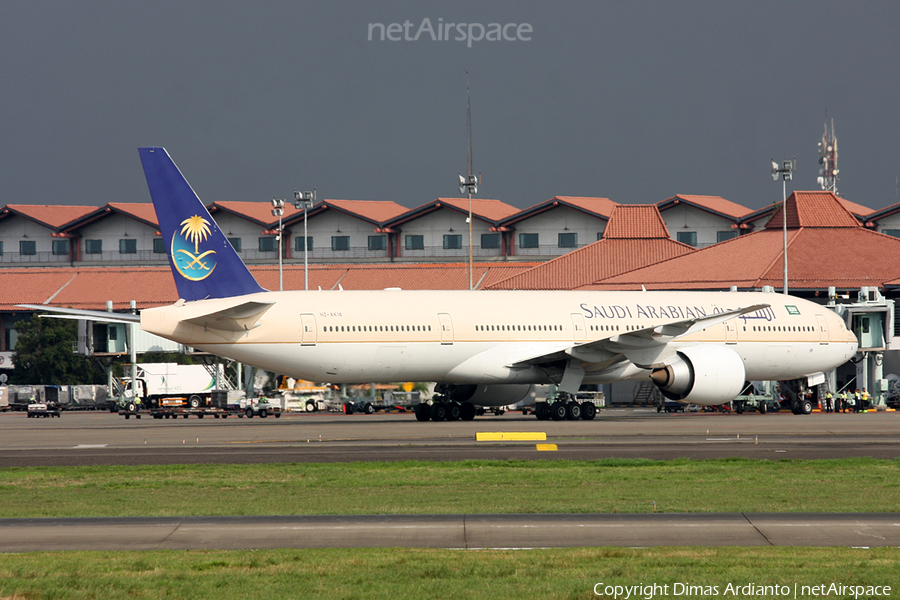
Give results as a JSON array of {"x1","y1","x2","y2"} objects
[
  {"x1": 824, "y1": 391, "x2": 833, "y2": 413},
  {"x1": 853, "y1": 389, "x2": 861, "y2": 413},
  {"x1": 861, "y1": 388, "x2": 871, "y2": 411}
]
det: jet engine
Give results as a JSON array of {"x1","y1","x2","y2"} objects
[
  {"x1": 649, "y1": 345, "x2": 745, "y2": 406},
  {"x1": 436, "y1": 383, "x2": 534, "y2": 407}
]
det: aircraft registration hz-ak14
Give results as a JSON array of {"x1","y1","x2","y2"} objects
[{"x1": 24, "y1": 148, "x2": 859, "y2": 422}]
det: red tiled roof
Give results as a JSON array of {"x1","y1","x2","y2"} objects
[
  {"x1": 2, "y1": 263, "x2": 539, "y2": 311},
  {"x1": 323, "y1": 199, "x2": 408, "y2": 223},
  {"x1": 837, "y1": 198, "x2": 872, "y2": 217},
  {"x1": 0, "y1": 267, "x2": 178, "y2": 311},
  {"x1": 209, "y1": 201, "x2": 300, "y2": 226},
  {"x1": 551, "y1": 196, "x2": 618, "y2": 218},
  {"x1": 660, "y1": 195, "x2": 752, "y2": 219},
  {"x1": 603, "y1": 205, "x2": 670, "y2": 239},
  {"x1": 502, "y1": 197, "x2": 618, "y2": 226},
  {"x1": 584, "y1": 193, "x2": 900, "y2": 291},
  {"x1": 106, "y1": 203, "x2": 160, "y2": 227},
  {"x1": 488, "y1": 205, "x2": 693, "y2": 290},
  {"x1": 766, "y1": 191, "x2": 859, "y2": 229},
  {"x1": 430, "y1": 198, "x2": 520, "y2": 222},
  {"x1": 1, "y1": 205, "x2": 97, "y2": 229}
]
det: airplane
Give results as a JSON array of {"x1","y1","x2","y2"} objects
[{"x1": 23, "y1": 148, "x2": 859, "y2": 421}]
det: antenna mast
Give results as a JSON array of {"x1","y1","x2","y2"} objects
[
  {"x1": 458, "y1": 73, "x2": 480, "y2": 290},
  {"x1": 817, "y1": 118, "x2": 839, "y2": 195}
]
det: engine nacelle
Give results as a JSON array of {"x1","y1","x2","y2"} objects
[
  {"x1": 650, "y1": 345, "x2": 745, "y2": 406},
  {"x1": 437, "y1": 384, "x2": 534, "y2": 408}
]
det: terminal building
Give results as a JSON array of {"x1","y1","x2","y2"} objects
[{"x1": 2, "y1": 189, "x2": 899, "y2": 406}]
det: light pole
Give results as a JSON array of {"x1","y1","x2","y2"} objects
[
  {"x1": 294, "y1": 189, "x2": 315, "y2": 291},
  {"x1": 771, "y1": 158, "x2": 795, "y2": 295},
  {"x1": 458, "y1": 173, "x2": 478, "y2": 290},
  {"x1": 271, "y1": 198, "x2": 284, "y2": 291}
]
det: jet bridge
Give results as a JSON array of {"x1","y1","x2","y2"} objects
[{"x1": 828, "y1": 286, "x2": 894, "y2": 408}]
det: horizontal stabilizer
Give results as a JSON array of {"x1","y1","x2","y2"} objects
[
  {"x1": 181, "y1": 300, "x2": 275, "y2": 332},
  {"x1": 16, "y1": 304, "x2": 141, "y2": 324}
]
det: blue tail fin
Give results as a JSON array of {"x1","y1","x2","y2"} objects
[{"x1": 139, "y1": 147, "x2": 266, "y2": 301}]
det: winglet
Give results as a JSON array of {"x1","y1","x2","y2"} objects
[{"x1": 139, "y1": 147, "x2": 266, "y2": 301}]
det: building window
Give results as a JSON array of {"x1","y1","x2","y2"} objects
[
  {"x1": 717, "y1": 230, "x2": 738, "y2": 243},
  {"x1": 405, "y1": 235, "x2": 424, "y2": 250},
  {"x1": 519, "y1": 233, "x2": 539, "y2": 248},
  {"x1": 52, "y1": 239, "x2": 70, "y2": 255},
  {"x1": 677, "y1": 231, "x2": 697, "y2": 247},
  {"x1": 19, "y1": 240, "x2": 36, "y2": 255},
  {"x1": 331, "y1": 236, "x2": 350, "y2": 251},
  {"x1": 294, "y1": 237, "x2": 311, "y2": 252},
  {"x1": 882, "y1": 229, "x2": 900, "y2": 238},
  {"x1": 119, "y1": 239, "x2": 137, "y2": 254},
  {"x1": 558, "y1": 232, "x2": 578, "y2": 248},
  {"x1": 368, "y1": 235, "x2": 386, "y2": 251},
  {"x1": 481, "y1": 233, "x2": 500, "y2": 249},
  {"x1": 597, "y1": 230, "x2": 605, "y2": 240},
  {"x1": 228, "y1": 237, "x2": 242, "y2": 252},
  {"x1": 258, "y1": 237, "x2": 277, "y2": 252},
  {"x1": 153, "y1": 238, "x2": 166, "y2": 254},
  {"x1": 0, "y1": 241, "x2": 4, "y2": 255},
  {"x1": 443, "y1": 234, "x2": 462, "y2": 250},
  {"x1": 85, "y1": 239, "x2": 103, "y2": 254}
]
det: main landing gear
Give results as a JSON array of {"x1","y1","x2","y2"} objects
[
  {"x1": 415, "y1": 400, "x2": 477, "y2": 422},
  {"x1": 534, "y1": 395, "x2": 597, "y2": 421}
]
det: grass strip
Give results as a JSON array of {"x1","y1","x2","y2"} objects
[
  {"x1": 1, "y1": 457, "x2": 898, "y2": 518},
  {"x1": 1, "y1": 547, "x2": 898, "y2": 600}
]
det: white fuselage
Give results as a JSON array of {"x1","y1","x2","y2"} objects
[{"x1": 140, "y1": 290, "x2": 858, "y2": 403}]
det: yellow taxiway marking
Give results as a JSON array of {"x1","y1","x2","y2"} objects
[
  {"x1": 476, "y1": 432, "x2": 547, "y2": 442},
  {"x1": 535, "y1": 444, "x2": 558, "y2": 451}
]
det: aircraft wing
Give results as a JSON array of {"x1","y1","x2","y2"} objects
[
  {"x1": 510, "y1": 303, "x2": 770, "y2": 370},
  {"x1": 17, "y1": 304, "x2": 141, "y2": 325}
]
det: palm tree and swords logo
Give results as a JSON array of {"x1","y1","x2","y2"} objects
[{"x1": 171, "y1": 214, "x2": 218, "y2": 281}]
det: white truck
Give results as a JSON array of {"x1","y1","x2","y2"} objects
[{"x1": 118, "y1": 363, "x2": 224, "y2": 419}]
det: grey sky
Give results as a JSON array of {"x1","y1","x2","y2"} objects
[{"x1": 2, "y1": 1, "x2": 898, "y2": 212}]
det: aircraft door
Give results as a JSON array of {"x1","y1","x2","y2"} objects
[
  {"x1": 816, "y1": 314, "x2": 828, "y2": 345},
  {"x1": 570, "y1": 313, "x2": 586, "y2": 342},
  {"x1": 438, "y1": 313, "x2": 454, "y2": 345},
  {"x1": 300, "y1": 313, "x2": 317, "y2": 346},
  {"x1": 725, "y1": 318, "x2": 738, "y2": 344}
]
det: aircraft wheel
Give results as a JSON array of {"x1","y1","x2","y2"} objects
[
  {"x1": 414, "y1": 403, "x2": 431, "y2": 422},
  {"x1": 535, "y1": 403, "x2": 551, "y2": 420},
  {"x1": 446, "y1": 402, "x2": 461, "y2": 421},
  {"x1": 735, "y1": 402, "x2": 743, "y2": 414},
  {"x1": 460, "y1": 402, "x2": 476, "y2": 421},
  {"x1": 799, "y1": 399, "x2": 813, "y2": 415},
  {"x1": 759, "y1": 402, "x2": 767, "y2": 414},
  {"x1": 580, "y1": 402, "x2": 597, "y2": 420},
  {"x1": 431, "y1": 402, "x2": 447, "y2": 421},
  {"x1": 566, "y1": 401, "x2": 581, "y2": 420},
  {"x1": 549, "y1": 401, "x2": 567, "y2": 421}
]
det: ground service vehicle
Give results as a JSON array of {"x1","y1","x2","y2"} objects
[
  {"x1": 119, "y1": 363, "x2": 223, "y2": 418},
  {"x1": 27, "y1": 403, "x2": 61, "y2": 418}
]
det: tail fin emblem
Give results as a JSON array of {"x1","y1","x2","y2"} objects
[{"x1": 172, "y1": 215, "x2": 218, "y2": 281}]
